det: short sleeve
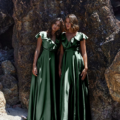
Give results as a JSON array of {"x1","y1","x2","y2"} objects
[
  {"x1": 74, "y1": 32, "x2": 88, "y2": 42},
  {"x1": 80, "y1": 33, "x2": 89, "y2": 41},
  {"x1": 35, "y1": 31, "x2": 45, "y2": 39}
]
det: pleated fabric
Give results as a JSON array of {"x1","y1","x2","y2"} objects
[
  {"x1": 60, "y1": 32, "x2": 91, "y2": 120},
  {"x1": 26, "y1": 31, "x2": 60, "y2": 120}
]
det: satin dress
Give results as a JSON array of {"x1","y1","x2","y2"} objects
[
  {"x1": 60, "y1": 32, "x2": 91, "y2": 120},
  {"x1": 27, "y1": 31, "x2": 60, "y2": 120}
]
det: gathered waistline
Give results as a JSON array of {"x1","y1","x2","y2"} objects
[
  {"x1": 43, "y1": 47, "x2": 56, "y2": 52},
  {"x1": 64, "y1": 47, "x2": 79, "y2": 52}
]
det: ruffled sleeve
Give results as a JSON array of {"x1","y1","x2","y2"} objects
[
  {"x1": 80, "y1": 32, "x2": 88, "y2": 41},
  {"x1": 35, "y1": 31, "x2": 46, "y2": 39},
  {"x1": 74, "y1": 32, "x2": 88, "y2": 42}
]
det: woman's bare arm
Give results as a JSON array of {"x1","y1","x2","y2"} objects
[
  {"x1": 80, "y1": 38, "x2": 88, "y2": 80},
  {"x1": 32, "y1": 36, "x2": 42, "y2": 76}
]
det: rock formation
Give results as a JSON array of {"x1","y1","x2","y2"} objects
[
  {"x1": 0, "y1": 91, "x2": 6, "y2": 114},
  {"x1": 0, "y1": 0, "x2": 120, "y2": 119},
  {"x1": 0, "y1": 0, "x2": 14, "y2": 35},
  {"x1": 0, "y1": 60, "x2": 18, "y2": 106}
]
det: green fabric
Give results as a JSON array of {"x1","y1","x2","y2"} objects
[
  {"x1": 60, "y1": 32, "x2": 91, "y2": 120},
  {"x1": 27, "y1": 31, "x2": 60, "y2": 120}
]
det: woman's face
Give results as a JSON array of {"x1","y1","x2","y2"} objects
[
  {"x1": 52, "y1": 21, "x2": 60, "y2": 32},
  {"x1": 65, "y1": 18, "x2": 71, "y2": 30}
]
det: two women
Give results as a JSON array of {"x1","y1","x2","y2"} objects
[{"x1": 23, "y1": 14, "x2": 91, "y2": 120}]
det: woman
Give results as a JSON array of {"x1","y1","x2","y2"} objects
[
  {"x1": 22, "y1": 18, "x2": 63, "y2": 120},
  {"x1": 59, "y1": 14, "x2": 91, "y2": 120}
]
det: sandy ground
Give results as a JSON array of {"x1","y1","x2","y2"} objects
[{"x1": 0, "y1": 106, "x2": 28, "y2": 120}]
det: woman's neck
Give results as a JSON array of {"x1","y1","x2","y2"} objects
[
  {"x1": 67, "y1": 29, "x2": 73, "y2": 34},
  {"x1": 52, "y1": 31, "x2": 55, "y2": 36}
]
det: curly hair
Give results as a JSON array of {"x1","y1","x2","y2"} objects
[
  {"x1": 47, "y1": 18, "x2": 64, "y2": 39},
  {"x1": 64, "y1": 14, "x2": 79, "y2": 32}
]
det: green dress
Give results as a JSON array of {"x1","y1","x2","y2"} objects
[
  {"x1": 27, "y1": 31, "x2": 60, "y2": 120},
  {"x1": 60, "y1": 32, "x2": 91, "y2": 120}
]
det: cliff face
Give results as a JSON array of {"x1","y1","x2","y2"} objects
[
  {"x1": 84, "y1": 0, "x2": 120, "y2": 119},
  {"x1": 9, "y1": 0, "x2": 120, "y2": 119},
  {"x1": 0, "y1": 0, "x2": 14, "y2": 35}
]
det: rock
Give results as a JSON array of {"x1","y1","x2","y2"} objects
[
  {"x1": 101, "y1": 29, "x2": 120, "y2": 65},
  {"x1": 0, "y1": 75, "x2": 19, "y2": 105},
  {"x1": 11, "y1": 0, "x2": 120, "y2": 119},
  {"x1": 0, "y1": 10, "x2": 14, "y2": 35},
  {"x1": 1, "y1": 60, "x2": 16, "y2": 76},
  {"x1": 0, "y1": 50, "x2": 8, "y2": 64},
  {"x1": 84, "y1": 0, "x2": 120, "y2": 119},
  {"x1": 0, "y1": 91, "x2": 7, "y2": 114},
  {"x1": 111, "y1": 0, "x2": 120, "y2": 15},
  {"x1": 0, "y1": 66, "x2": 3, "y2": 75},
  {"x1": 0, "y1": 0, "x2": 13, "y2": 15},
  {"x1": 110, "y1": 0, "x2": 120, "y2": 22},
  {"x1": 0, "y1": 82, "x2": 3, "y2": 90},
  {"x1": 0, "y1": 0, "x2": 14, "y2": 35},
  {"x1": 0, "y1": 49, "x2": 14, "y2": 64},
  {"x1": 105, "y1": 51, "x2": 120, "y2": 102}
]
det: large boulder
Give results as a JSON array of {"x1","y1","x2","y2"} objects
[
  {"x1": 0, "y1": 75, "x2": 19, "y2": 105},
  {"x1": 105, "y1": 51, "x2": 120, "y2": 102},
  {"x1": 111, "y1": 0, "x2": 120, "y2": 14},
  {"x1": 12, "y1": 0, "x2": 120, "y2": 119},
  {"x1": 1, "y1": 60, "x2": 16, "y2": 76},
  {"x1": 0, "y1": 91, "x2": 6, "y2": 114},
  {"x1": 0, "y1": 9, "x2": 14, "y2": 35},
  {"x1": 0, "y1": 0, "x2": 14, "y2": 35},
  {"x1": 84, "y1": 0, "x2": 120, "y2": 119}
]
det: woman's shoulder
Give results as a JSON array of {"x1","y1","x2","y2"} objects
[
  {"x1": 39, "y1": 31, "x2": 47, "y2": 36},
  {"x1": 35, "y1": 31, "x2": 47, "y2": 39},
  {"x1": 40, "y1": 31, "x2": 47, "y2": 34},
  {"x1": 75, "y1": 32, "x2": 89, "y2": 41}
]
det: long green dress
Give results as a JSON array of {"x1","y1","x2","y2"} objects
[
  {"x1": 60, "y1": 32, "x2": 91, "y2": 120},
  {"x1": 27, "y1": 31, "x2": 60, "y2": 120}
]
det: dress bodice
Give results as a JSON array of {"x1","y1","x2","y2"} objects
[
  {"x1": 35, "y1": 31, "x2": 60, "y2": 51},
  {"x1": 61, "y1": 32, "x2": 88, "y2": 51}
]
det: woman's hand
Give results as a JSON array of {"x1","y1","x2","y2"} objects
[
  {"x1": 80, "y1": 68, "x2": 88, "y2": 80},
  {"x1": 80, "y1": 38, "x2": 88, "y2": 81},
  {"x1": 59, "y1": 68, "x2": 62, "y2": 78},
  {"x1": 32, "y1": 66, "x2": 38, "y2": 76}
]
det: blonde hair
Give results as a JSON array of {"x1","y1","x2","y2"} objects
[{"x1": 64, "y1": 14, "x2": 79, "y2": 32}]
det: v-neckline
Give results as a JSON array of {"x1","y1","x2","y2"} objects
[
  {"x1": 45, "y1": 31, "x2": 56, "y2": 44},
  {"x1": 64, "y1": 32, "x2": 78, "y2": 43}
]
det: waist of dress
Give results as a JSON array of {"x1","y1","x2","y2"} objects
[
  {"x1": 43, "y1": 47, "x2": 56, "y2": 52},
  {"x1": 64, "y1": 47, "x2": 79, "y2": 52}
]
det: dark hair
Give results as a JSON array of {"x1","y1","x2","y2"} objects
[
  {"x1": 64, "y1": 14, "x2": 79, "y2": 32},
  {"x1": 47, "y1": 18, "x2": 64, "y2": 38}
]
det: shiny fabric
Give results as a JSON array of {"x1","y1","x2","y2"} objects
[
  {"x1": 27, "y1": 31, "x2": 60, "y2": 120},
  {"x1": 60, "y1": 32, "x2": 91, "y2": 120}
]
